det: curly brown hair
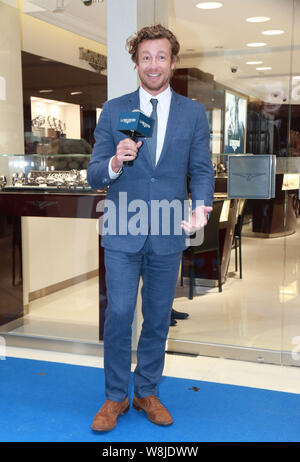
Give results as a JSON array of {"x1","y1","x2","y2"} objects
[{"x1": 126, "y1": 24, "x2": 180, "y2": 64}]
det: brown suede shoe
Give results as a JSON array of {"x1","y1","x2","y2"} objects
[
  {"x1": 91, "y1": 397, "x2": 130, "y2": 432},
  {"x1": 133, "y1": 395, "x2": 173, "y2": 426}
]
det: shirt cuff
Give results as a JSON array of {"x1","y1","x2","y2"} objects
[{"x1": 108, "y1": 157, "x2": 122, "y2": 179}]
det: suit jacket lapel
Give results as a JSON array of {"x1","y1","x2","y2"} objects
[
  {"x1": 155, "y1": 90, "x2": 181, "y2": 169},
  {"x1": 127, "y1": 88, "x2": 154, "y2": 169},
  {"x1": 127, "y1": 88, "x2": 140, "y2": 111}
]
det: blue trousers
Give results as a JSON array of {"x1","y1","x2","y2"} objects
[{"x1": 103, "y1": 238, "x2": 182, "y2": 401}]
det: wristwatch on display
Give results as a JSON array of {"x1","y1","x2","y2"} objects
[
  {"x1": 0, "y1": 175, "x2": 7, "y2": 189},
  {"x1": 1, "y1": 169, "x2": 92, "y2": 191}
]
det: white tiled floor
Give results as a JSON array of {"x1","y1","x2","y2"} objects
[{"x1": 171, "y1": 222, "x2": 300, "y2": 352}]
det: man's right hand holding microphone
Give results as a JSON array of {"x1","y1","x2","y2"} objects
[{"x1": 111, "y1": 138, "x2": 143, "y2": 173}]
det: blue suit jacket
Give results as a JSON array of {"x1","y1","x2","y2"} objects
[{"x1": 87, "y1": 88, "x2": 215, "y2": 255}]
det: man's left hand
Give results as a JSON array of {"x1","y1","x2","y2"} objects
[{"x1": 181, "y1": 205, "x2": 213, "y2": 234}]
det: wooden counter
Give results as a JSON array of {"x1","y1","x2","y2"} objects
[{"x1": 251, "y1": 174, "x2": 298, "y2": 237}]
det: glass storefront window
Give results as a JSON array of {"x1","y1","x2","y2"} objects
[
  {"x1": 168, "y1": 0, "x2": 300, "y2": 367},
  {"x1": 0, "y1": 0, "x2": 300, "y2": 367}
]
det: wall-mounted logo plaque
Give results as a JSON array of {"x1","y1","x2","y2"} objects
[{"x1": 227, "y1": 154, "x2": 276, "y2": 199}]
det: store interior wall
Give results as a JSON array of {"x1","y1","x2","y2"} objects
[{"x1": 0, "y1": 2, "x2": 24, "y2": 155}]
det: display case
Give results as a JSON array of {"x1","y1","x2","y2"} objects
[
  {"x1": 210, "y1": 154, "x2": 299, "y2": 237},
  {"x1": 212, "y1": 153, "x2": 228, "y2": 194},
  {"x1": 0, "y1": 154, "x2": 108, "y2": 351},
  {"x1": 0, "y1": 154, "x2": 103, "y2": 193}
]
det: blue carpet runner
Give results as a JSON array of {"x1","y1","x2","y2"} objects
[{"x1": 0, "y1": 356, "x2": 299, "y2": 442}]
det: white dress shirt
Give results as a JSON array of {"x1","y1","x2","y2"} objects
[{"x1": 108, "y1": 85, "x2": 172, "y2": 179}]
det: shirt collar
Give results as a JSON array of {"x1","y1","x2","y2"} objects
[{"x1": 139, "y1": 85, "x2": 172, "y2": 106}]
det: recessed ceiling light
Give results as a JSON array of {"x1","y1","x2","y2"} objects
[
  {"x1": 70, "y1": 91, "x2": 83, "y2": 95},
  {"x1": 246, "y1": 61, "x2": 263, "y2": 65},
  {"x1": 262, "y1": 30, "x2": 284, "y2": 35},
  {"x1": 256, "y1": 66, "x2": 272, "y2": 71},
  {"x1": 246, "y1": 17, "x2": 270, "y2": 23},
  {"x1": 247, "y1": 42, "x2": 267, "y2": 47},
  {"x1": 196, "y1": 2, "x2": 223, "y2": 9},
  {"x1": 39, "y1": 89, "x2": 53, "y2": 93}
]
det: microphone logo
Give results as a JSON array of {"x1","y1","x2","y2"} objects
[
  {"x1": 120, "y1": 118, "x2": 136, "y2": 124},
  {"x1": 140, "y1": 120, "x2": 151, "y2": 129}
]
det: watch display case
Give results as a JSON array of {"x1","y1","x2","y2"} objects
[
  {"x1": 212, "y1": 153, "x2": 228, "y2": 194},
  {"x1": 0, "y1": 154, "x2": 104, "y2": 193},
  {"x1": 0, "y1": 154, "x2": 108, "y2": 349}
]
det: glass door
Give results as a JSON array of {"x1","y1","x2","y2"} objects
[
  {"x1": 281, "y1": 0, "x2": 300, "y2": 367},
  {"x1": 168, "y1": 0, "x2": 299, "y2": 366}
]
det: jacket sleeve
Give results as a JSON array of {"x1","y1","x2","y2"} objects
[
  {"x1": 188, "y1": 104, "x2": 215, "y2": 208},
  {"x1": 87, "y1": 101, "x2": 118, "y2": 189}
]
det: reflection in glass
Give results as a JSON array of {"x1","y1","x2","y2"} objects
[
  {"x1": 224, "y1": 91, "x2": 247, "y2": 154},
  {"x1": 168, "y1": 0, "x2": 300, "y2": 366}
]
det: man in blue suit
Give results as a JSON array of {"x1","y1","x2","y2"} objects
[{"x1": 87, "y1": 24, "x2": 215, "y2": 431}]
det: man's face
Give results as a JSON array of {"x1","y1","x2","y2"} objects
[{"x1": 136, "y1": 38, "x2": 176, "y2": 96}]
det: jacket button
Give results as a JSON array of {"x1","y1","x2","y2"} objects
[{"x1": 151, "y1": 178, "x2": 156, "y2": 183}]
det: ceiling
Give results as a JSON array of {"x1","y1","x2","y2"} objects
[
  {"x1": 13, "y1": 0, "x2": 300, "y2": 104},
  {"x1": 22, "y1": 51, "x2": 107, "y2": 110}
]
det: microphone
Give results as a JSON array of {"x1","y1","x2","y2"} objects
[{"x1": 117, "y1": 110, "x2": 154, "y2": 166}]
